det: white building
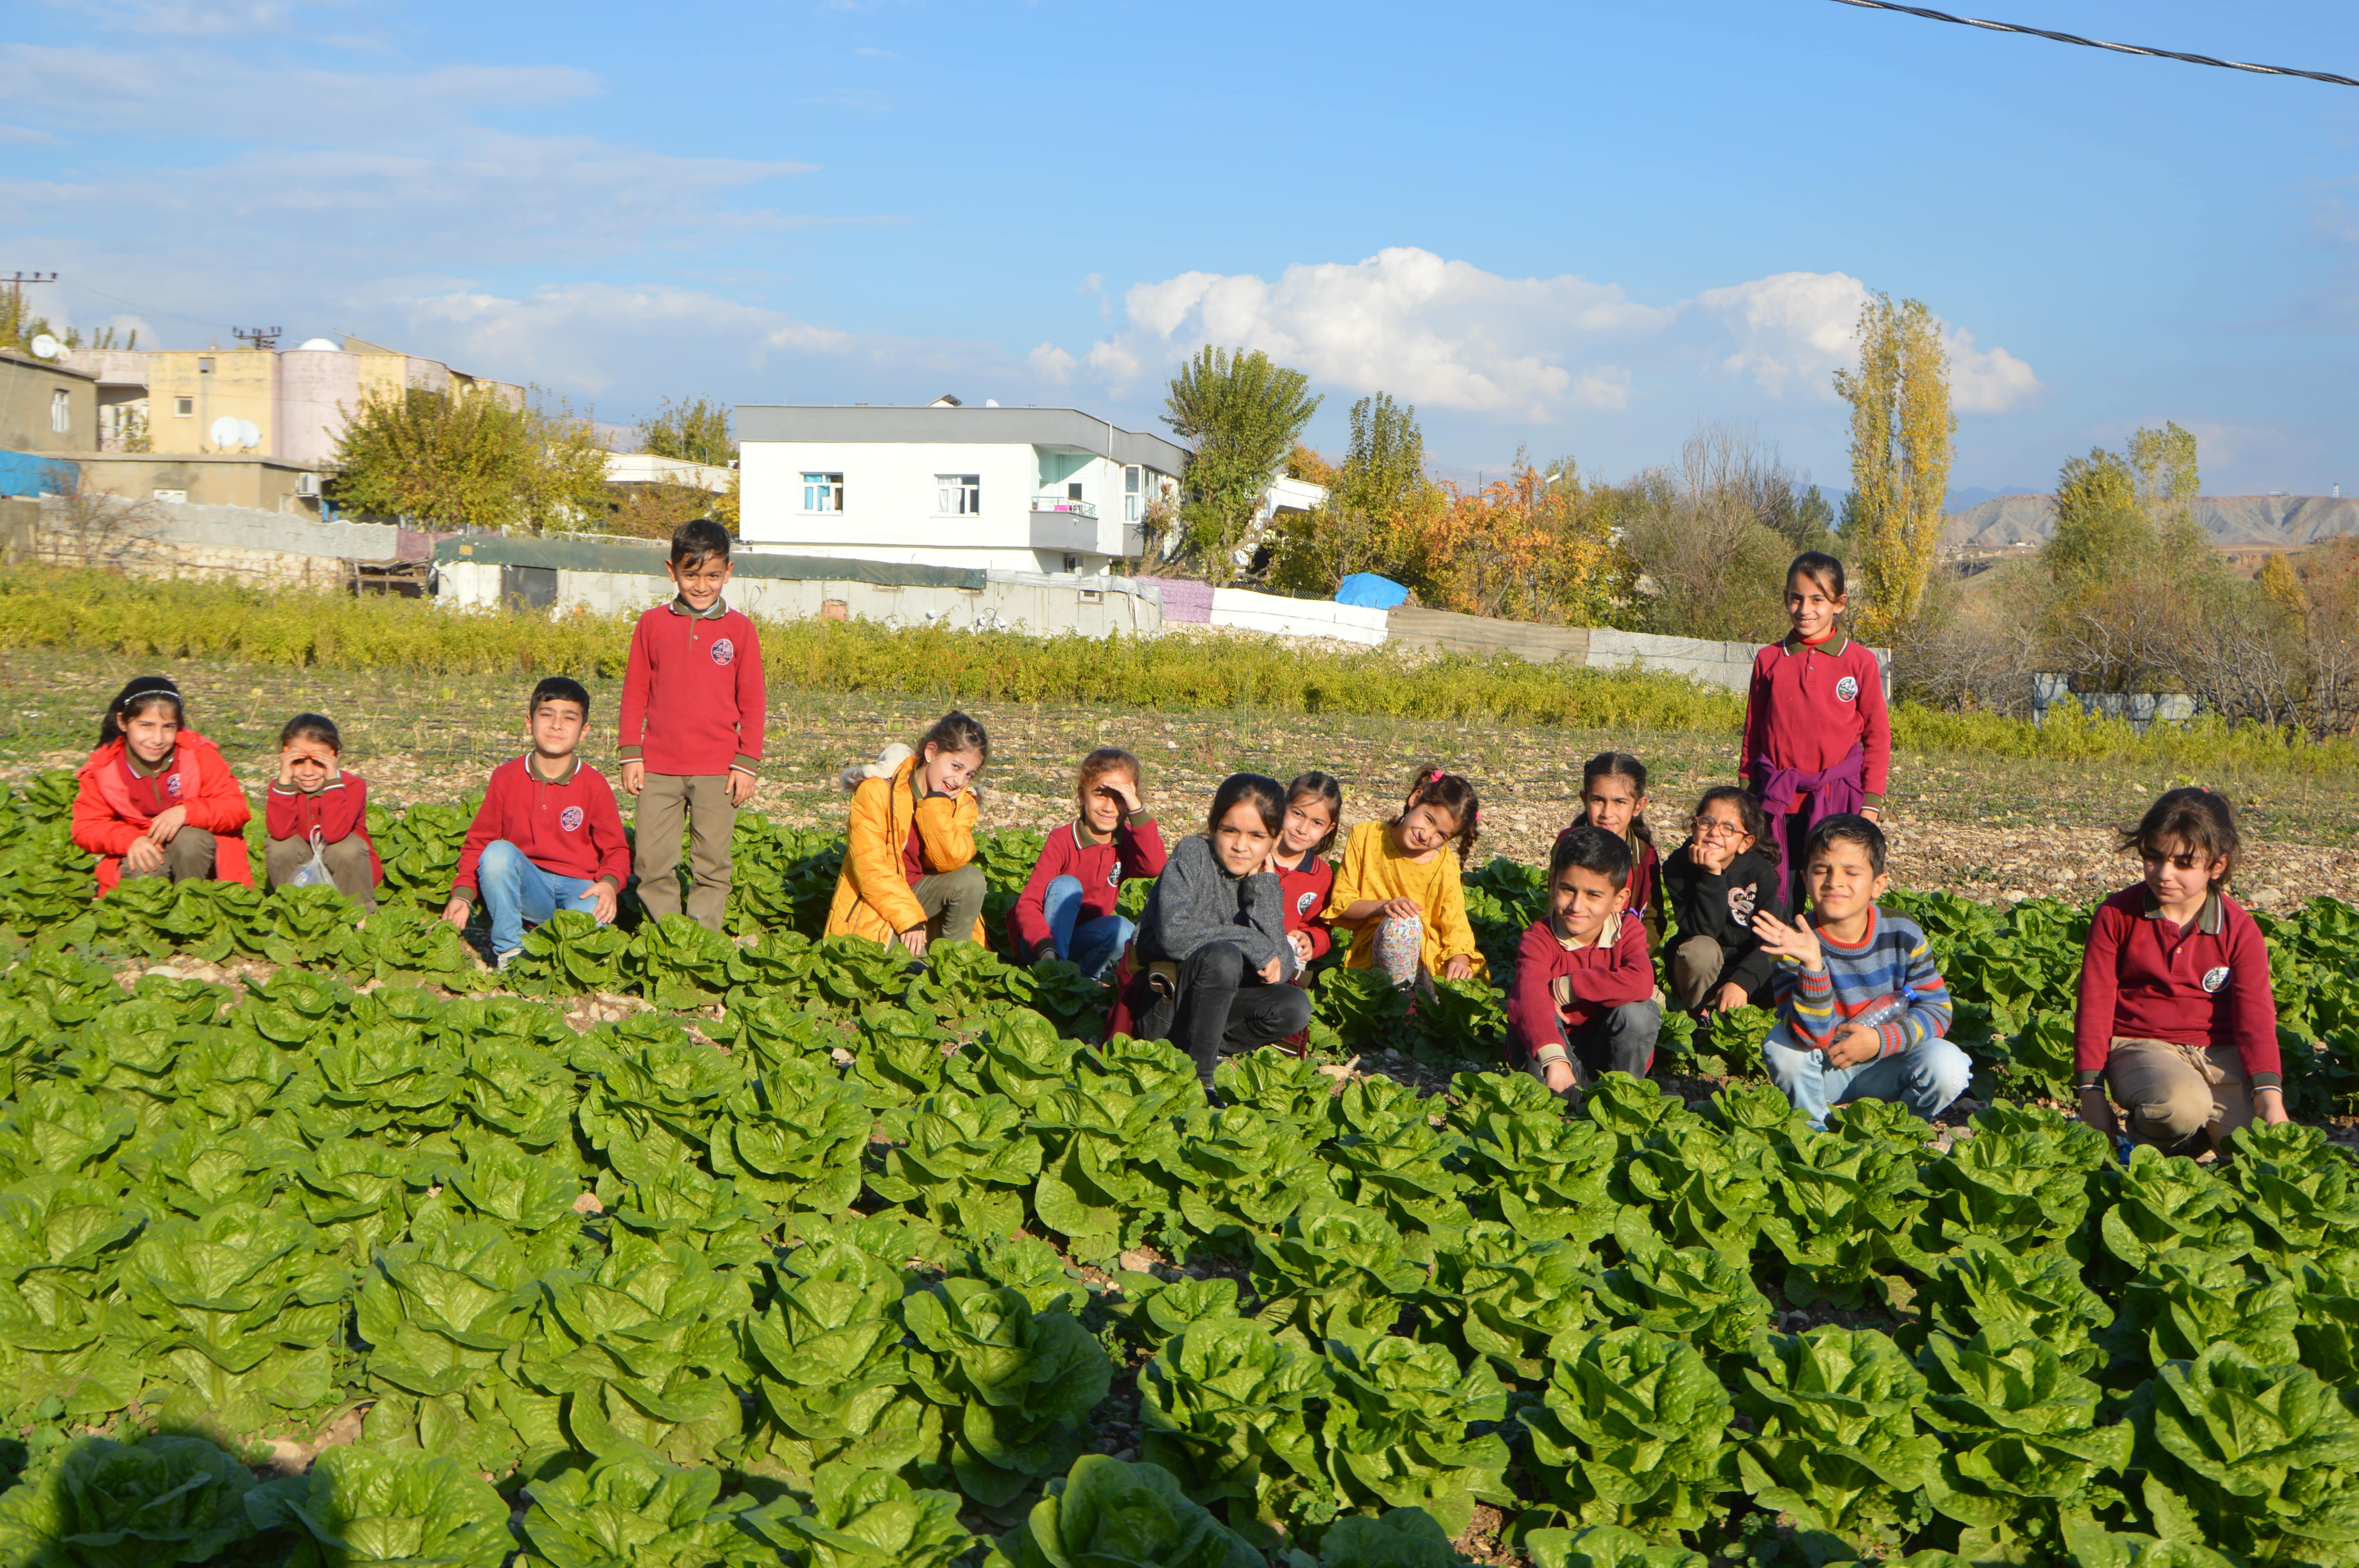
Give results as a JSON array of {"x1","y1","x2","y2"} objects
[{"x1": 735, "y1": 397, "x2": 1190, "y2": 575}]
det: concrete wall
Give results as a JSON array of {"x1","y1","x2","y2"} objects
[
  {"x1": 1209, "y1": 586, "x2": 1388, "y2": 645},
  {"x1": 148, "y1": 348, "x2": 276, "y2": 456},
  {"x1": 434, "y1": 557, "x2": 1164, "y2": 638},
  {"x1": 0, "y1": 351, "x2": 98, "y2": 454},
  {"x1": 1387, "y1": 603, "x2": 1891, "y2": 695},
  {"x1": 23, "y1": 495, "x2": 404, "y2": 585}
]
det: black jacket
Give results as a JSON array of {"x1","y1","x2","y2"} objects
[{"x1": 1662, "y1": 842, "x2": 1788, "y2": 998}]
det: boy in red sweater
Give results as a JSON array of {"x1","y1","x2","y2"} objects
[
  {"x1": 442, "y1": 677, "x2": 631, "y2": 968},
  {"x1": 616, "y1": 518, "x2": 766, "y2": 933},
  {"x1": 1009, "y1": 748, "x2": 1165, "y2": 980},
  {"x1": 2074, "y1": 787, "x2": 2286, "y2": 1153},
  {"x1": 264, "y1": 712, "x2": 381, "y2": 909},
  {"x1": 1507, "y1": 824, "x2": 1660, "y2": 1103}
]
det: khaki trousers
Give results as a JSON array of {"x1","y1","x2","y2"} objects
[
  {"x1": 634, "y1": 773, "x2": 736, "y2": 932},
  {"x1": 119, "y1": 827, "x2": 220, "y2": 884},
  {"x1": 265, "y1": 834, "x2": 378, "y2": 910},
  {"x1": 892, "y1": 864, "x2": 988, "y2": 952},
  {"x1": 2105, "y1": 1036, "x2": 2254, "y2": 1148}
]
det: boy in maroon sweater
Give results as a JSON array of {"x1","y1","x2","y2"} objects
[
  {"x1": 1507, "y1": 824, "x2": 1661, "y2": 1103},
  {"x1": 2075, "y1": 787, "x2": 2286, "y2": 1152},
  {"x1": 617, "y1": 519, "x2": 767, "y2": 933},
  {"x1": 1010, "y1": 748, "x2": 1165, "y2": 980},
  {"x1": 443, "y1": 677, "x2": 632, "y2": 967}
]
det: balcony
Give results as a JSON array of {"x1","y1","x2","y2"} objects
[{"x1": 1030, "y1": 495, "x2": 1107, "y2": 554}]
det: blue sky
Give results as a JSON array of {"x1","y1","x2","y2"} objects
[{"x1": 7, "y1": 0, "x2": 2358, "y2": 498}]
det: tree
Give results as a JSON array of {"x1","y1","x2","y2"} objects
[
  {"x1": 1335, "y1": 392, "x2": 1426, "y2": 518},
  {"x1": 1621, "y1": 425, "x2": 1816, "y2": 642},
  {"x1": 1159, "y1": 346, "x2": 1321, "y2": 584},
  {"x1": 637, "y1": 396, "x2": 736, "y2": 467},
  {"x1": 2037, "y1": 430, "x2": 2219, "y2": 694},
  {"x1": 329, "y1": 385, "x2": 608, "y2": 533},
  {"x1": 1833, "y1": 294, "x2": 1952, "y2": 636}
]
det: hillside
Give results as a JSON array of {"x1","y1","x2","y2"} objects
[{"x1": 1944, "y1": 493, "x2": 2359, "y2": 549}]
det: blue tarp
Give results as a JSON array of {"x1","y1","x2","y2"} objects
[
  {"x1": 1334, "y1": 572, "x2": 1409, "y2": 610},
  {"x1": 0, "y1": 451, "x2": 76, "y2": 499}
]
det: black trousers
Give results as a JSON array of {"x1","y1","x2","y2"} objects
[{"x1": 1162, "y1": 941, "x2": 1315, "y2": 1088}]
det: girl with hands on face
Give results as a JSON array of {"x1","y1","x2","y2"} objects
[
  {"x1": 1007, "y1": 747, "x2": 1167, "y2": 982},
  {"x1": 264, "y1": 712, "x2": 383, "y2": 908},
  {"x1": 1660, "y1": 785, "x2": 1787, "y2": 1022}
]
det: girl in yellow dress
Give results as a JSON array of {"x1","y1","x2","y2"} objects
[{"x1": 1329, "y1": 766, "x2": 1487, "y2": 986}]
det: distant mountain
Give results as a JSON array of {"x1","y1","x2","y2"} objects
[
  {"x1": 1946, "y1": 485, "x2": 2043, "y2": 512},
  {"x1": 1943, "y1": 494, "x2": 2359, "y2": 550}
]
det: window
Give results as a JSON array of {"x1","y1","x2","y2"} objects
[
  {"x1": 174, "y1": 397, "x2": 193, "y2": 417},
  {"x1": 802, "y1": 472, "x2": 844, "y2": 512},
  {"x1": 936, "y1": 474, "x2": 981, "y2": 515},
  {"x1": 1067, "y1": 481, "x2": 1084, "y2": 502},
  {"x1": 197, "y1": 356, "x2": 214, "y2": 374},
  {"x1": 50, "y1": 390, "x2": 69, "y2": 435},
  {"x1": 1125, "y1": 465, "x2": 1141, "y2": 522}
]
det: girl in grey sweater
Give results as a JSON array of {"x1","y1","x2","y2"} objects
[{"x1": 1134, "y1": 773, "x2": 1314, "y2": 1089}]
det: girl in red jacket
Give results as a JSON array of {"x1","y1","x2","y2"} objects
[
  {"x1": 1008, "y1": 747, "x2": 1167, "y2": 980},
  {"x1": 1741, "y1": 551, "x2": 1891, "y2": 907},
  {"x1": 72, "y1": 675, "x2": 253, "y2": 894},
  {"x1": 1555, "y1": 752, "x2": 1663, "y2": 947},
  {"x1": 1274, "y1": 770, "x2": 1342, "y2": 969},
  {"x1": 264, "y1": 712, "x2": 382, "y2": 909}
]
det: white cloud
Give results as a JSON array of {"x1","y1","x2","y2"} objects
[
  {"x1": 401, "y1": 281, "x2": 1007, "y2": 401},
  {"x1": 0, "y1": 123, "x2": 62, "y2": 145},
  {"x1": 1696, "y1": 270, "x2": 1872, "y2": 398},
  {"x1": 31, "y1": 0, "x2": 333, "y2": 34},
  {"x1": 1077, "y1": 273, "x2": 1103, "y2": 295},
  {"x1": 1946, "y1": 327, "x2": 2039, "y2": 413},
  {"x1": 1085, "y1": 247, "x2": 1671, "y2": 418},
  {"x1": 0, "y1": 44, "x2": 597, "y2": 139},
  {"x1": 1027, "y1": 343, "x2": 1076, "y2": 383},
  {"x1": 1069, "y1": 249, "x2": 2039, "y2": 424}
]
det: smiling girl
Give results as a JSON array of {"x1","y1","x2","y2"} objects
[
  {"x1": 1008, "y1": 746, "x2": 1165, "y2": 980},
  {"x1": 71, "y1": 675, "x2": 253, "y2": 894},
  {"x1": 1131, "y1": 773, "x2": 1314, "y2": 1089},
  {"x1": 2074, "y1": 787, "x2": 2286, "y2": 1154},
  {"x1": 263, "y1": 712, "x2": 382, "y2": 908},
  {"x1": 1329, "y1": 766, "x2": 1486, "y2": 985},
  {"x1": 825, "y1": 710, "x2": 990, "y2": 956},
  {"x1": 1556, "y1": 752, "x2": 1663, "y2": 947},
  {"x1": 1661, "y1": 785, "x2": 1787, "y2": 1019},
  {"x1": 1741, "y1": 551, "x2": 1891, "y2": 908}
]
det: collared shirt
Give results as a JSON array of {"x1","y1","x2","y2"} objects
[
  {"x1": 1006, "y1": 813, "x2": 1169, "y2": 952},
  {"x1": 120, "y1": 748, "x2": 180, "y2": 819},
  {"x1": 617, "y1": 594, "x2": 766, "y2": 776},
  {"x1": 1507, "y1": 906, "x2": 1652, "y2": 1057},
  {"x1": 2074, "y1": 882, "x2": 2281, "y2": 1088},
  {"x1": 450, "y1": 753, "x2": 631, "y2": 895},
  {"x1": 1741, "y1": 628, "x2": 1892, "y2": 809}
]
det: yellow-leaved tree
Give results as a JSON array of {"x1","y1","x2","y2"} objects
[{"x1": 1834, "y1": 294, "x2": 1952, "y2": 638}]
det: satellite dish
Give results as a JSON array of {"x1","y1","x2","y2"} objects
[
  {"x1": 236, "y1": 419, "x2": 260, "y2": 450},
  {"x1": 209, "y1": 416, "x2": 241, "y2": 448},
  {"x1": 27, "y1": 334, "x2": 60, "y2": 360}
]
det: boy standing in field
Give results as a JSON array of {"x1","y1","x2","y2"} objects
[
  {"x1": 443, "y1": 676, "x2": 632, "y2": 967},
  {"x1": 1752, "y1": 814, "x2": 1969, "y2": 1130},
  {"x1": 617, "y1": 517, "x2": 767, "y2": 933}
]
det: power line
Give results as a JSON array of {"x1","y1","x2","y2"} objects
[{"x1": 1825, "y1": 0, "x2": 2359, "y2": 89}]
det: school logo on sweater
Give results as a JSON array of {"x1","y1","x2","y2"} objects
[
  {"x1": 1835, "y1": 676, "x2": 1859, "y2": 702},
  {"x1": 711, "y1": 638, "x2": 736, "y2": 666},
  {"x1": 2202, "y1": 965, "x2": 2230, "y2": 994},
  {"x1": 559, "y1": 806, "x2": 584, "y2": 833},
  {"x1": 164, "y1": 773, "x2": 183, "y2": 798},
  {"x1": 1296, "y1": 889, "x2": 1319, "y2": 917},
  {"x1": 1106, "y1": 862, "x2": 1122, "y2": 890}
]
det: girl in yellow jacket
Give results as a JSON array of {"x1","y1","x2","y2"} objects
[
  {"x1": 824, "y1": 711, "x2": 990, "y2": 954},
  {"x1": 1329, "y1": 765, "x2": 1487, "y2": 985}
]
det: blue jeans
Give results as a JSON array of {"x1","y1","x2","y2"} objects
[
  {"x1": 1041, "y1": 874, "x2": 1133, "y2": 981},
  {"x1": 475, "y1": 839, "x2": 608, "y2": 958},
  {"x1": 1765, "y1": 1032, "x2": 1973, "y2": 1131}
]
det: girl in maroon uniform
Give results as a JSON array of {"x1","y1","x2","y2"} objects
[
  {"x1": 1741, "y1": 551, "x2": 1891, "y2": 908},
  {"x1": 1556, "y1": 752, "x2": 1663, "y2": 948}
]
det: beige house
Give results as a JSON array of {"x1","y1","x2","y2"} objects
[
  {"x1": 0, "y1": 346, "x2": 97, "y2": 456},
  {"x1": 72, "y1": 335, "x2": 523, "y2": 468}
]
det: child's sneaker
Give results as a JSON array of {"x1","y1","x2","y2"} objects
[{"x1": 494, "y1": 949, "x2": 519, "y2": 972}]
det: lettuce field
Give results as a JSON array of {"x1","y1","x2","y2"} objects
[{"x1": 1, "y1": 767, "x2": 2358, "y2": 1568}]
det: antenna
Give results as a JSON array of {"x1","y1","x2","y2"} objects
[
  {"x1": 233, "y1": 325, "x2": 282, "y2": 351},
  {"x1": 2, "y1": 271, "x2": 59, "y2": 287}
]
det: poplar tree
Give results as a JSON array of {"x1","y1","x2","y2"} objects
[
  {"x1": 1160, "y1": 346, "x2": 1320, "y2": 584},
  {"x1": 1833, "y1": 294, "x2": 1953, "y2": 635}
]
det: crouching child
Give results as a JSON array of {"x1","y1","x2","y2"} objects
[
  {"x1": 1753, "y1": 813, "x2": 1969, "y2": 1131},
  {"x1": 1506, "y1": 824, "x2": 1661, "y2": 1103}
]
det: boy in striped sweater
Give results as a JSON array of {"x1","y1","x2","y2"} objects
[{"x1": 1752, "y1": 813, "x2": 1969, "y2": 1130}]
